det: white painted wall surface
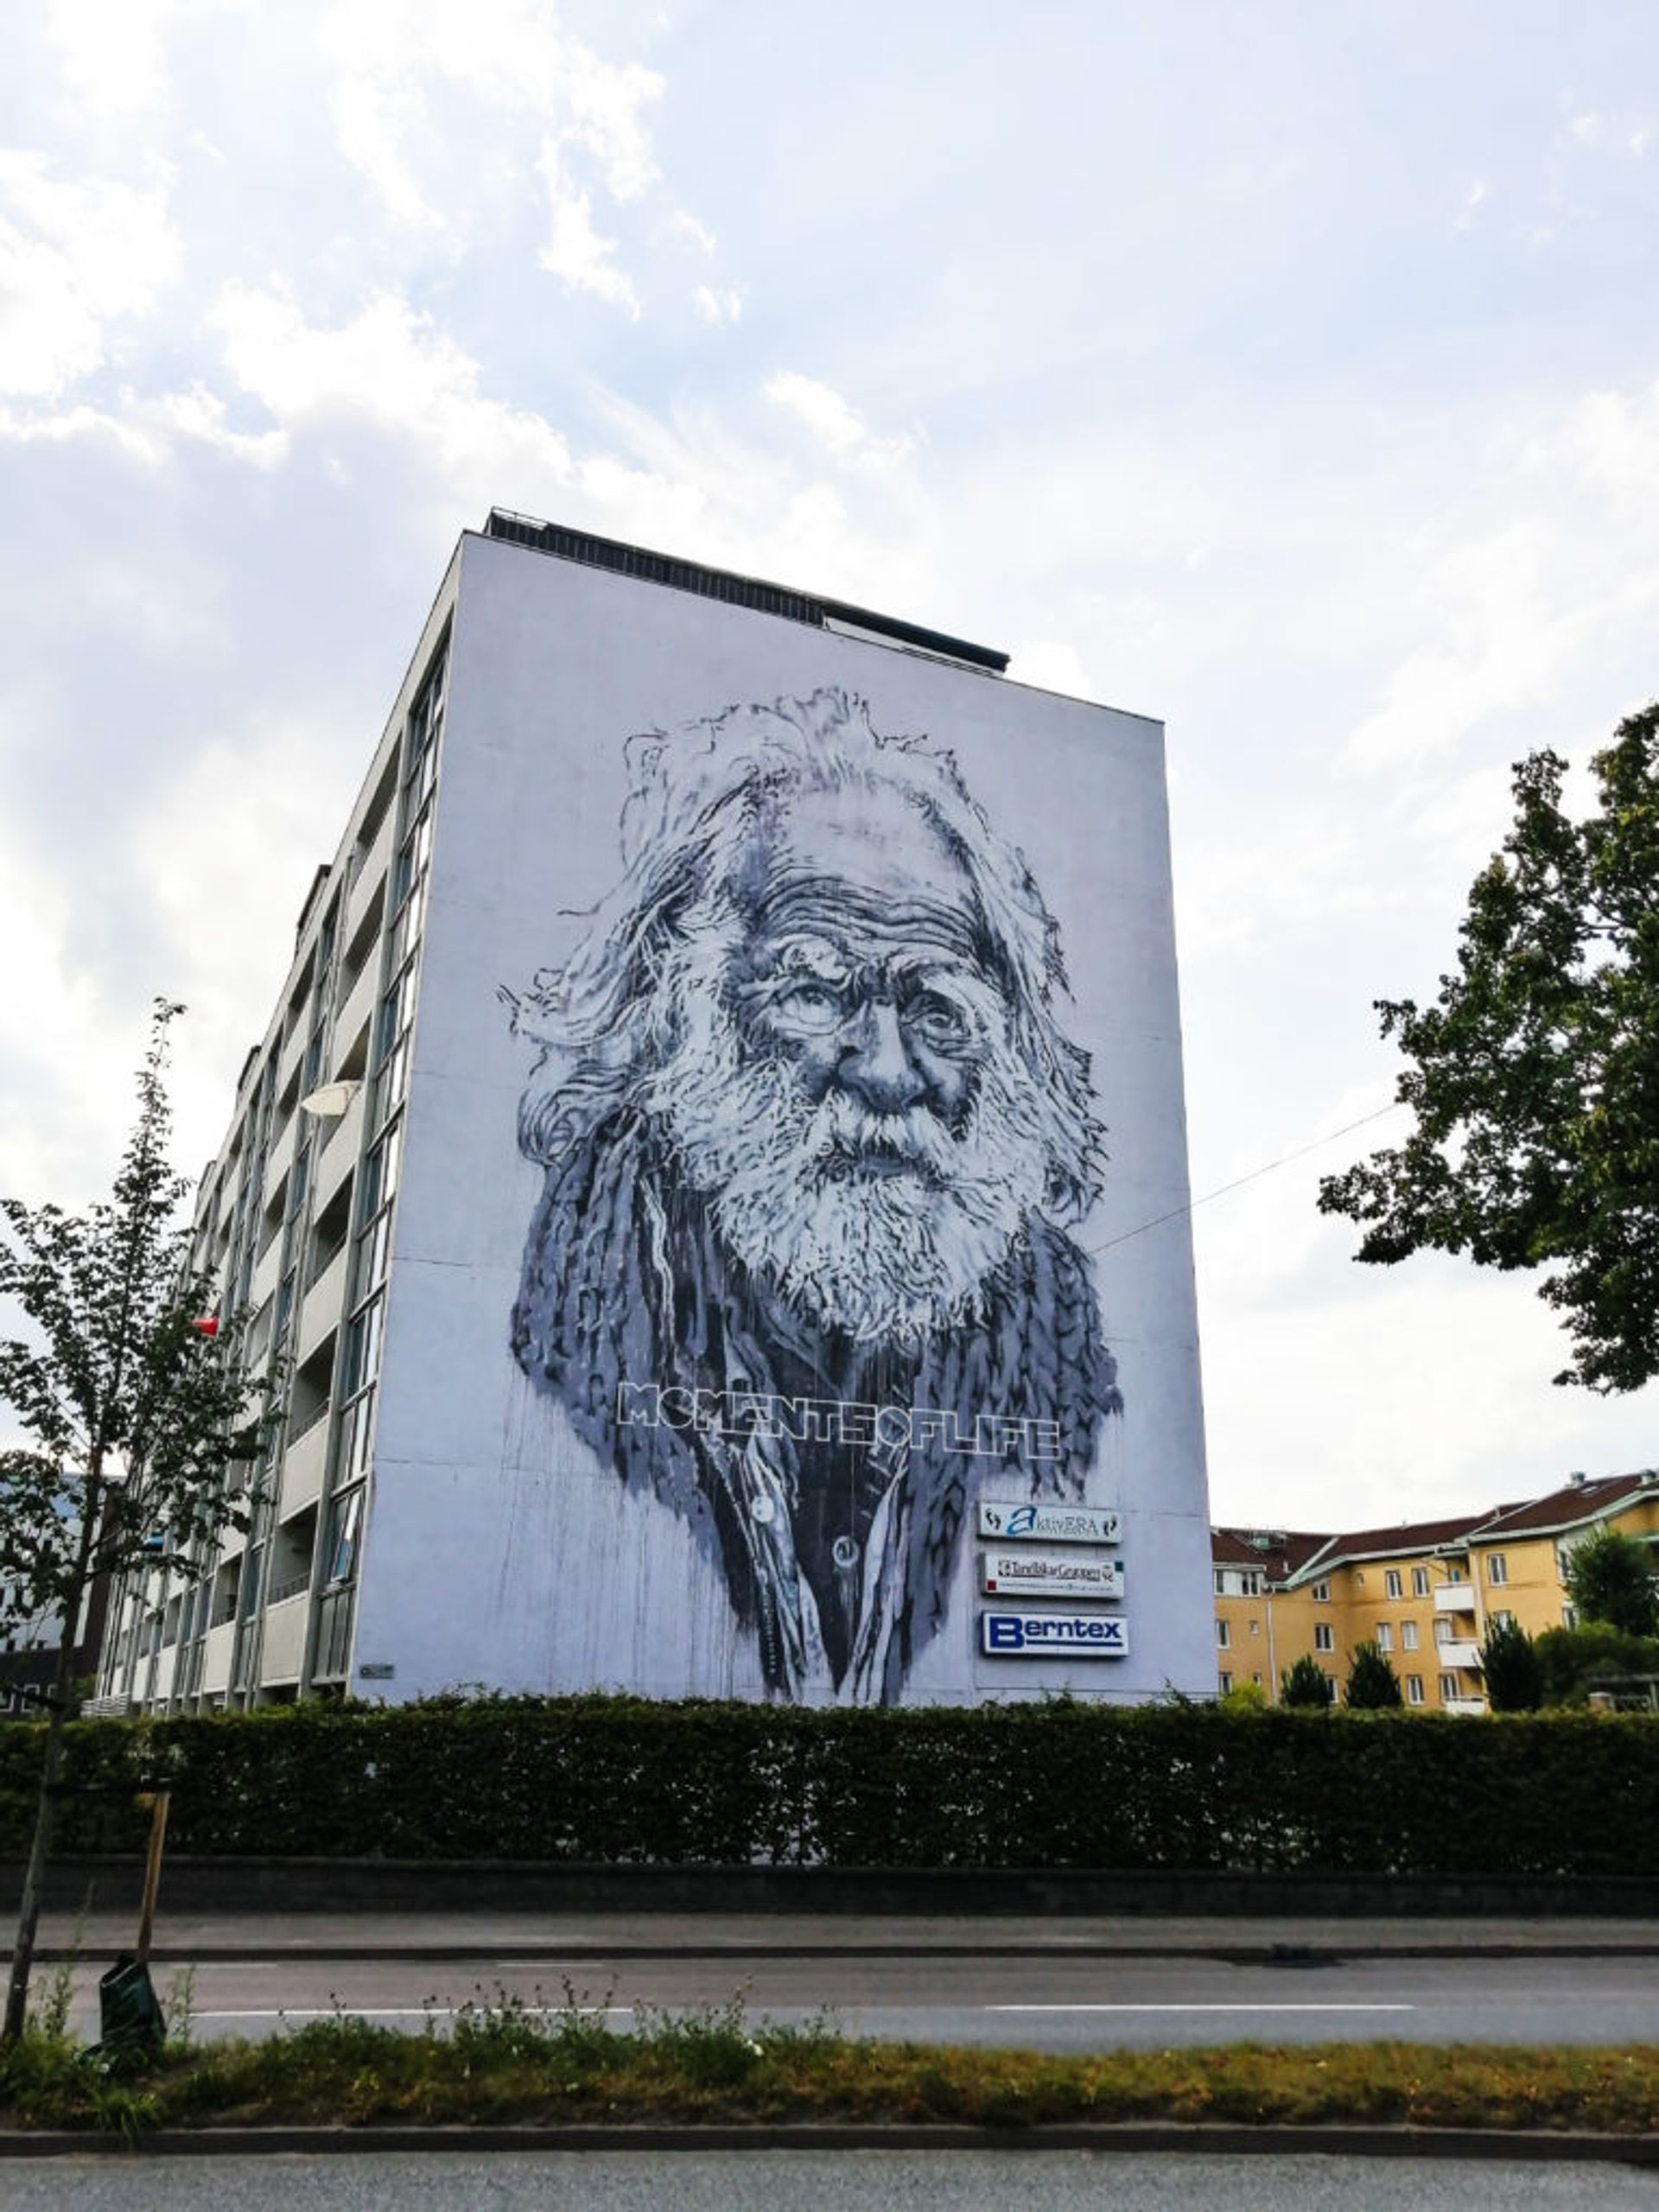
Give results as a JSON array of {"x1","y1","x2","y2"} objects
[{"x1": 353, "y1": 530, "x2": 1211, "y2": 1705}]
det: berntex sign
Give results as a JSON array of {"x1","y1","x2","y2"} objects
[{"x1": 981, "y1": 1612, "x2": 1129, "y2": 1656}]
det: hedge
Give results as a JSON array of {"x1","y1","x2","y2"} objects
[{"x1": 1, "y1": 1696, "x2": 1656, "y2": 1874}]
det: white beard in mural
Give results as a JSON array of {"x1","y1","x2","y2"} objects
[{"x1": 508, "y1": 686, "x2": 1121, "y2": 1703}]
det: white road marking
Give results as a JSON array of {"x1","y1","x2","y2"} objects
[{"x1": 989, "y1": 2004, "x2": 1415, "y2": 2014}]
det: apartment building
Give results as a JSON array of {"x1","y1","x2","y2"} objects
[
  {"x1": 91, "y1": 510, "x2": 1213, "y2": 1714},
  {"x1": 1215, "y1": 1470, "x2": 1659, "y2": 1707}
]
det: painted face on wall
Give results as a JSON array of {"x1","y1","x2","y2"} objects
[
  {"x1": 730, "y1": 780, "x2": 1002, "y2": 1136},
  {"x1": 653, "y1": 775, "x2": 1052, "y2": 1347}
]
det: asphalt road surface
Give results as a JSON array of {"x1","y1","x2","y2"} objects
[
  {"x1": 48, "y1": 1947, "x2": 1659, "y2": 2051},
  {"x1": 5, "y1": 2153, "x2": 1659, "y2": 2212}
]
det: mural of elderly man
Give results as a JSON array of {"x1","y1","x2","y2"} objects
[{"x1": 511, "y1": 685, "x2": 1120, "y2": 1702}]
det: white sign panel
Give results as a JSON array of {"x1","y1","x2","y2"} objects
[
  {"x1": 981, "y1": 1611, "x2": 1129, "y2": 1657},
  {"x1": 977, "y1": 1500, "x2": 1122, "y2": 1545},
  {"x1": 982, "y1": 1548, "x2": 1123, "y2": 1599}
]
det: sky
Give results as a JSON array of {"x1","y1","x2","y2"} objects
[{"x1": 3, "y1": 0, "x2": 1659, "y2": 1535}]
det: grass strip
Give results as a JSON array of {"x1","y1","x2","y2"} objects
[{"x1": 3, "y1": 1988, "x2": 1656, "y2": 2138}]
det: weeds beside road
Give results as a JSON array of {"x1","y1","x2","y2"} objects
[{"x1": 1, "y1": 1980, "x2": 1657, "y2": 2140}]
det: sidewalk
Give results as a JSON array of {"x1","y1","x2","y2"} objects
[{"x1": 19, "y1": 1908, "x2": 1659, "y2": 1963}]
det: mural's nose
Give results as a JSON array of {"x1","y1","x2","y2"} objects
[{"x1": 836, "y1": 998, "x2": 926, "y2": 1113}]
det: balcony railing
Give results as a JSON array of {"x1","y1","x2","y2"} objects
[{"x1": 1433, "y1": 1586, "x2": 1478, "y2": 1613}]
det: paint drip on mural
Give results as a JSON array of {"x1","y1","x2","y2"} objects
[{"x1": 508, "y1": 687, "x2": 1121, "y2": 1701}]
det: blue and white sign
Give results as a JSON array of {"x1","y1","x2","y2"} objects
[
  {"x1": 978, "y1": 1501, "x2": 1122, "y2": 1545},
  {"x1": 981, "y1": 1611, "x2": 1129, "y2": 1657},
  {"x1": 982, "y1": 1549, "x2": 1124, "y2": 1599}
]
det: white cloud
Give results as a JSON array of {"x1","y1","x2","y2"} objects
[
  {"x1": 670, "y1": 209, "x2": 715, "y2": 255},
  {"x1": 693, "y1": 283, "x2": 743, "y2": 326},
  {"x1": 561, "y1": 54, "x2": 663, "y2": 203},
  {"x1": 0, "y1": 154, "x2": 179, "y2": 397},
  {"x1": 44, "y1": 0, "x2": 177, "y2": 118},
  {"x1": 1453, "y1": 178, "x2": 1488, "y2": 230},
  {"x1": 1567, "y1": 110, "x2": 1605, "y2": 144},
  {"x1": 536, "y1": 143, "x2": 640, "y2": 316},
  {"x1": 763, "y1": 371, "x2": 912, "y2": 471},
  {"x1": 330, "y1": 72, "x2": 443, "y2": 232}
]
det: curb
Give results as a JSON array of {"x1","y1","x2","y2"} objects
[{"x1": 2, "y1": 2123, "x2": 1657, "y2": 2161}]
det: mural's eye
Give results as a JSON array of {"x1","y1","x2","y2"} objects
[
  {"x1": 772, "y1": 980, "x2": 847, "y2": 1031},
  {"x1": 906, "y1": 993, "x2": 972, "y2": 1052}
]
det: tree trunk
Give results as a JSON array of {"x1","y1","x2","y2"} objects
[
  {"x1": 2, "y1": 1618, "x2": 79, "y2": 2043},
  {"x1": 3, "y1": 1472, "x2": 99, "y2": 2047}
]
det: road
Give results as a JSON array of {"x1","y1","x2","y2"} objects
[
  {"x1": 26, "y1": 1911, "x2": 1659, "y2": 2051},
  {"x1": 4, "y1": 2151, "x2": 1659, "y2": 2212}
]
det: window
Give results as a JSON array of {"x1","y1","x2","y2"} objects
[
  {"x1": 1385, "y1": 1569, "x2": 1402, "y2": 1599},
  {"x1": 1312, "y1": 1580, "x2": 1331, "y2": 1602},
  {"x1": 1492, "y1": 1609, "x2": 1515, "y2": 1631},
  {"x1": 1487, "y1": 1554, "x2": 1508, "y2": 1586},
  {"x1": 1249, "y1": 1618, "x2": 1260, "y2": 1637},
  {"x1": 1314, "y1": 1623, "x2": 1334, "y2": 1652},
  {"x1": 1562, "y1": 1602, "x2": 1578, "y2": 1629},
  {"x1": 325, "y1": 1485, "x2": 365, "y2": 1586},
  {"x1": 1217, "y1": 1671, "x2": 1233, "y2": 1694},
  {"x1": 1214, "y1": 1569, "x2": 1226, "y2": 1595},
  {"x1": 1401, "y1": 1620, "x2": 1420, "y2": 1651},
  {"x1": 1216, "y1": 1618, "x2": 1230, "y2": 1649},
  {"x1": 1376, "y1": 1622, "x2": 1393, "y2": 1653},
  {"x1": 1434, "y1": 1616, "x2": 1454, "y2": 1645},
  {"x1": 1406, "y1": 1675, "x2": 1425, "y2": 1707},
  {"x1": 1439, "y1": 1673, "x2": 1459, "y2": 1702},
  {"x1": 1411, "y1": 1566, "x2": 1429, "y2": 1598}
]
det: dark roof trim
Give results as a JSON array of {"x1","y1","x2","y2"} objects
[{"x1": 482, "y1": 509, "x2": 1010, "y2": 674}]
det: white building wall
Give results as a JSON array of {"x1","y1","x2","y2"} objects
[{"x1": 353, "y1": 529, "x2": 1211, "y2": 1707}]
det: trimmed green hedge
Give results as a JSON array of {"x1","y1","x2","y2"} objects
[{"x1": 2, "y1": 1697, "x2": 1657, "y2": 1874}]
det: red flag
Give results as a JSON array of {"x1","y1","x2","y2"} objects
[{"x1": 193, "y1": 1314, "x2": 219, "y2": 1338}]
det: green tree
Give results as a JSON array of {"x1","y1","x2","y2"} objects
[
  {"x1": 1319, "y1": 703, "x2": 1659, "y2": 1393},
  {"x1": 0, "y1": 1004, "x2": 274, "y2": 2042},
  {"x1": 1478, "y1": 1616, "x2": 1544, "y2": 1712},
  {"x1": 1280, "y1": 1653, "x2": 1334, "y2": 1708},
  {"x1": 1344, "y1": 1639, "x2": 1403, "y2": 1709},
  {"x1": 1562, "y1": 1526, "x2": 1659, "y2": 1637},
  {"x1": 1535, "y1": 1623, "x2": 1659, "y2": 1705}
]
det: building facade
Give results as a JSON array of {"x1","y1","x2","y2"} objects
[
  {"x1": 93, "y1": 512, "x2": 1213, "y2": 1715},
  {"x1": 1214, "y1": 1471, "x2": 1659, "y2": 1707}
]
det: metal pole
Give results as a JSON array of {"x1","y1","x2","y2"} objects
[{"x1": 134, "y1": 1788, "x2": 170, "y2": 1968}]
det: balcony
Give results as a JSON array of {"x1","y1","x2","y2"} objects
[
  {"x1": 198, "y1": 1619, "x2": 236, "y2": 1696},
  {"x1": 260, "y1": 1590, "x2": 310, "y2": 1684},
  {"x1": 249, "y1": 1223, "x2": 286, "y2": 1315},
  {"x1": 317, "y1": 1078, "x2": 365, "y2": 1189},
  {"x1": 1442, "y1": 1695, "x2": 1487, "y2": 1716},
  {"x1": 276, "y1": 1011, "x2": 310, "y2": 1103},
  {"x1": 262, "y1": 1109, "x2": 299, "y2": 1206},
  {"x1": 346, "y1": 809, "x2": 393, "y2": 943},
  {"x1": 296, "y1": 1239, "x2": 349, "y2": 1369},
  {"x1": 279, "y1": 1406, "x2": 332, "y2": 1518},
  {"x1": 331, "y1": 958, "x2": 378, "y2": 1083},
  {"x1": 1433, "y1": 1586, "x2": 1478, "y2": 1614},
  {"x1": 1436, "y1": 1638, "x2": 1482, "y2": 1669}
]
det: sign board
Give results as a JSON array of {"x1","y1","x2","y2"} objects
[
  {"x1": 982, "y1": 1548, "x2": 1123, "y2": 1599},
  {"x1": 977, "y1": 1501, "x2": 1122, "y2": 1545},
  {"x1": 981, "y1": 1611, "x2": 1129, "y2": 1657}
]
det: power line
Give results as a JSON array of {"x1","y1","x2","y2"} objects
[{"x1": 1088, "y1": 1100, "x2": 1403, "y2": 1257}]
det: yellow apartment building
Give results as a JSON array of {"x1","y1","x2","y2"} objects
[{"x1": 1213, "y1": 1470, "x2": 1659, "y2": 1708}]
